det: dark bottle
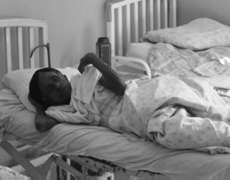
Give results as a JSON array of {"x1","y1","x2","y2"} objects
[{"x1": 96, "y1": 37, "x2": 111, "y2": 66}]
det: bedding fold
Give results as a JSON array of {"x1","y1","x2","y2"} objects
[
  {"x1": 144, "y1": 76, "x2": 230, "y2": 152},
  {"x1": 146, "y1": 43, "x2": 230, "y2": 78}
]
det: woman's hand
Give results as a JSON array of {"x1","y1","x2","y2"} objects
[
  {"x1": 35, "y1": 112, "x2": 60, "y2": 132},
  {"x1": 78, "y1": 53, "x2": 98, "y2": 73}
]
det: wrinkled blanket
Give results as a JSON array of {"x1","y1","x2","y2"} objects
[
  {"x1": 144, "y1": 76, "x2": 230, "y2": 153},
  {"x1": 108, "y1": 75, "x2": 230, "y2": 152},
  {"x1": 146, "y1": 43, "x2": 230, "y2": 103},
  {"x1": 147, "y1": 43, "x2": 230, "y2": 78}
]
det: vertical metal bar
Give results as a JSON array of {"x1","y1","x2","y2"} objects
[
  {"x1": 17, "y1": 27, "x2": 24, "y2": 69},
  {"x1": 118, "y1": 6, "x2": 123, "y2": 55},
  {"x1": 41, "y1": 26, "x2": 48, "y2": 67},
  {"x1": 5, "y1": 27, "x2": 12, "y2": 72},
  {"x1": 149, "y1": 0, "x2": 154, "y2": 30},
  {"x1": 110, "y1": 6, "x2": 116, "y2": 56},
  {"x1": 169, "y1": 0, "x2": 177, "y2": 27},
  {"x1": 29, "y1": 27, "x2": 35, "y2": 68},
  {"x1": 163, "y1": 0, "x2": 168, "y2": 28},
  {"x1": 142, "y1": 0, "x2": 146, "y2": 35},
  {"x1": 134, "y1": 1, "x2": 139, "y2": 42},
  {"x1": 66, "y1": 158, "x2": 71, "y2": 180},
  {"x1": 156, "y1": 0, "x2": 161, "y2": 29},
  {"x1": 126, "y1": 3, "x2": 131, "y2": 45}
]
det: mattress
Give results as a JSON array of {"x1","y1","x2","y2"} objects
[{"x1": 1, "y1": 88, "x2": 230, "y2": 180}]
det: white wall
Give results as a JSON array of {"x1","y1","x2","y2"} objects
[
  {"x1": 1, "y1": 0, "x2": 230, "y2": 67},
  {"x1": 0, "y1": 0, "x2": 106, "y2": 67},
  {"x1": 178, "y1": 0, "x2": 230, "y2": 26}
]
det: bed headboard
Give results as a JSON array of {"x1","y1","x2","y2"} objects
[
  {"x1": 105, "y1": 0, "x2": 177, "y2": 56},
  {"x1": 0, "y1": 18, "x2": 48, "y2": 79}
]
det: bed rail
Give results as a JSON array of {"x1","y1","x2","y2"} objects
[
  {"x1": 0, "y1": 18, "x2": 48, "y2": 74},
  {"x1": 105, "y1": 0, "x2": 177, "y2": 56}
]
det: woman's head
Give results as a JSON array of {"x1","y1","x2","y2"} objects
[{"x1": 29, "y1": 67, "x2": 72, "y2": 110}]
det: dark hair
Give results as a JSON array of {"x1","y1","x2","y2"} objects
[{"x1": 29, "y1": 67, "x2": 62, "y2": 109}]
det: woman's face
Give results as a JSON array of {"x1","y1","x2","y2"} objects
[{"x1": 38, "y1": 71, "x2": 72, "y2": 107}]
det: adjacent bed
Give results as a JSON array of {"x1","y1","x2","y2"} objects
[
  {"x1": 106, "y1": 0, "x2": 230, "y2": 81},
  {"x1": 125, "y1": 18, "x2": 230, "y2": 80},
  {"x1": 2, "y1": 1, "x2": 230, "y2": 180}
]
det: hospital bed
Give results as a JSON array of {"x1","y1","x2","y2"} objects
[
  {"x1": 107, "y1": 0, "x2": 230, "y2": 80},
  {"x1": 1, "y1": 2, "x2": 230, "y2": 180}
]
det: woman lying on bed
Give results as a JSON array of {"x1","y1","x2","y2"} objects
[
  {"x1": 29, "y1": 53, "x2": 127, "y2": 132},
  {"x1": 28, "y1": 53, "x2": 230, "y2": 152}
]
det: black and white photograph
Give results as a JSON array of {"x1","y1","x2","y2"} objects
[{"x1": 1, "y1": 0, "x2": 230, "y2": 179}]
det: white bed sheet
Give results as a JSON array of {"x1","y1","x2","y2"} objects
[
  {"x1": 1, "y1": 88, "x2": 230, "y2": 180},
  {"x1": 36, "y1": 124, "x2": 230, "y2": 180}
]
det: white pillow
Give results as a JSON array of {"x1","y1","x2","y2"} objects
[
  {"x1": 126, "y1": 42, "x2": 153, "y2": 60},
  {"x1": 2, "y1": 67, "x2": 80, "y2": 112},
  {"x1": 0, "y1": 88, "x2": 44, "y2": 141},
  {"x1": 143, "y1": 18, "x2": 230, "y2": 50}
]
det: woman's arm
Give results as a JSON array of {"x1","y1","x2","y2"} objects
[
  {"x1": 29, "y1": 95, "x2": 60, "y2": 132},
  {"x1": 78, "y1": 53, "x2": 126, "y2": 96}
]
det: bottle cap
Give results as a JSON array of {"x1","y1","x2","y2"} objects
[{"x1": 97, "y1": 37, "x2": 109, "y2": 43}]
